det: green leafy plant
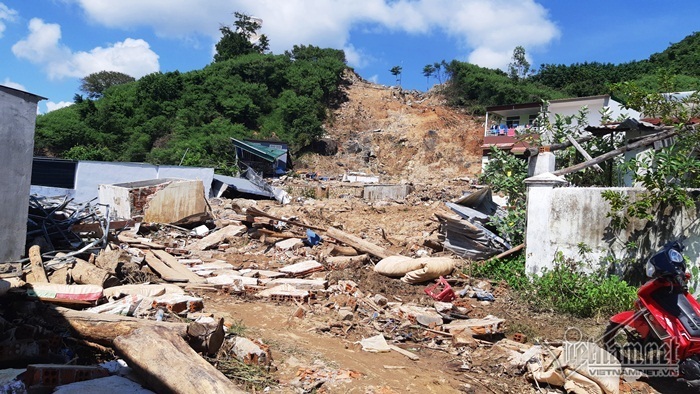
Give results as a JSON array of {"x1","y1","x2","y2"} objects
[
  {"x1": 527, "y1": 252, "x2": 637, "y2": 317},
  {"x1": 468, "y1": 252, "x2": 637, "y2": 318},
  {"x1": 479, "y1": 146, "x2": 527, "y2": 244}
]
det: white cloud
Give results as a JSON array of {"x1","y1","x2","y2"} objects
[
  {"x1": 343, "y1": 44, "x2": 372, "y2": 68},
  {"x1": 46, "y1": 100, "x2": 74, "y2": 112},
  {"x1": 12, "y1": 18, "x2": 159, "y2": 80},
  {"x1": 69, "y1": 0, "x2": 559, "y2": 70},
  {"x1": 0, "y1": 2, "x2": 17, "y2": 38},
  {"x1": 368, "y1": 74, "x2": 379, "y2": 84},
  {"x1": 2, "y1": 77, "x2": 26, "y2": 91}
]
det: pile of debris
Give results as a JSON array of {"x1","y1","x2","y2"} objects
[{"x1": 1, "y1": 182, "x2": 541, "y2": 392}]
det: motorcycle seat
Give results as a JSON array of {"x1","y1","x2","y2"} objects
[{"x1": 652, "y1": 289, "x2": 700, "y2": 337}]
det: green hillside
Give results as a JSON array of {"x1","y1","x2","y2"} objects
[
  {"x1": 35, "y1": 38, "x2": 347, "y2": 171},
  {"x1": 35, "y1": 27, "x2": 700, "y2": 167},
  {"x1": 444, "y1": 31, "x2": 700, "y2": 114}
]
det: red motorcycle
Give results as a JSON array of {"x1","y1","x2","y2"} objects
[{"x1": 604, "y1": 240, "x2": 700, "y2": 387}]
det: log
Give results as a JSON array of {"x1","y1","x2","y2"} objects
[
  {"x1": 49, "y1": 306, "x2": 189, "y2": 345},
  {"x1": 186, "y1": 224, "x2": 247, "y2": 251},
  {"x1": 114, "y1": 326, "x2": 245, "y2": 394},
  {"x1": 490, "y1": 243, "x2": 525, "y2": 260},
  {"x1": 28, "y1": 245, "x2": 49, "y2": 283},
  {"x1": 330, "y1": 245, "x2": 359, "y2": 256},
  {"x1": 552, "y1": 128, "x2": 678, "y2": 176},
  {"x1": 71, "y1": 258, "x2": 120, "y2": 288},
  {"x1": 324, "y1": 227, "x2": 393, "y2": 259}
]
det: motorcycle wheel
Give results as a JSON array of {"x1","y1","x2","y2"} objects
[{"x1": 602, "y1": 322, "x2": 666, "y2": 370}]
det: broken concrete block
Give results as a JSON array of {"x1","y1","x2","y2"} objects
[
  {"x1": 443, "y1": 315, "x2": 505, "y2": 336},
  {"x1": 279, "y1": 260, "x2": 323, "y2": 276},
  {"x1": 152, "y1": 294, "x2": 203, "y2": 314},
  {"x1": 397, "y1": 304, "x2": 443, "y2": 327},
  {"x1": 337, "y1": 307, "x2": 354, "y2": 321},
  {"x1": 233, "y1": 337, "x2": 272, "y2": 366},
  {"x1": 266, "y1": 278, "x2": 327, "y2": 290},
  {"x1": 275, "y1": 238, "x2": 304, "y2": 251},
  {"x1": 452, "y1": 328, "x2": 478, "y2": 348}
]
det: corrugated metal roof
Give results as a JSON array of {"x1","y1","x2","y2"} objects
[
  {"x1": 232, "y1": 139, "x2": 287, "y2": 162},
  {"x1": 213, "y1": 174, "x2": 274, "y2": 198}
]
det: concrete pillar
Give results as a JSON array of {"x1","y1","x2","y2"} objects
[
  {"x1": 524, "y1": 173, "x2": 568, "y2": 276},
  {"x1": 527, "y1": 151, "x2": 556, "y2": 177},
  {"x1": 0, "y1": 87, "x2": 44, "y2": 262}
]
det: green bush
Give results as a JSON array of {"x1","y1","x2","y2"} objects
[
  {"x1": 467, "y1": 253, "x2": 637, "y2": 318},
  {"x1": 467, "y1": 254, "x2": 529, "y2": 290},
  {"x1": 527, "y1": 255, "x2": 638, "y2": 318}
]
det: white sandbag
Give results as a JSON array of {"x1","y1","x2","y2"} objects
[
  {"x1": 400, "y1": 257, "x2": 456, "y2": 284},
  {"x1": 374, "y1": 256, "x2": 425, "y2": 277}
]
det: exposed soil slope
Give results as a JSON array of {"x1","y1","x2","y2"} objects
[{"x1": 296, "y1": 72, "x2": 485, "y2": 184}]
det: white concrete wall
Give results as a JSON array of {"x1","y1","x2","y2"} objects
[
  {"x1": 0, "y1": 89, "x2": 40, "y2": 261},
  {"x1": 72, "y1": 161, "x2": 214, "y2": 202},
  {"x1": 525, "y1": 184, "x2": 700, "y2": 288}
]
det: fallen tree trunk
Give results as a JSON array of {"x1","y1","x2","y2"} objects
[
  {"x1": 552, "y1": 128, "x2": 678, "y2": 176},
  {"x1": 50, "y1": 306, "x2": 189, "y2": 345},
  {"x1": 114, "y1": 326, "x2": 245, "y2": 394},
  {"x1": 28, "y1": 245, "x2": 49, "y2": 283},
  {"x1": 324, "y1": 227, "x2": 393, "y2": 259},
  {"x1": 71, "y1": 258, "x2": 120, "y2": 288}
]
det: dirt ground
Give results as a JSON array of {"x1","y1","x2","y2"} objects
[{"x1": 184, "y1": 76, "x2": 656, "y2": 393}]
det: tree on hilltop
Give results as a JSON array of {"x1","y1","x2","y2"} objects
[{"x1": 79, "y1": 71, "x2": 135, "y2": 99}]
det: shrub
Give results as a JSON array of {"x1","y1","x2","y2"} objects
[{"x1": 467, "y1": 252, "x2": 638, "y2": 318}]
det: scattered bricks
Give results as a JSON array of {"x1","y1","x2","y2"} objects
[
  {"x1": 338, "y1": 280, "x2": 358, "y2": 293},
  {"x1": 513, "y1": 333, "x2": 528, "y2": 344},
  {"x1": 165, "y1": 247, "x2": 190, "y2": 256},
  {"x1": 152, "y1": 294, "x2": 204, "y2": 314},
  {"x1": 330, "y1": 294, "x2": 357, "y2": 310},
  {"x1": 24, "y1": 364, "x2": 109, "y2": 392},
  {"x1": 232, "y1": 337, "x2": 272, "y2": 366},
  {"x1": 292, "y1": 307, "x2": 306, "y2": 319}
]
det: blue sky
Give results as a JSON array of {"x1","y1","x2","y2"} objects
[{"x1": 0, "y1": 0, "x2": 698, "y2": 113}]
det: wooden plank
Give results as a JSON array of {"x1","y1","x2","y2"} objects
[
  {"x1": 389, "y1": 345, "x2": 420, "y2": 361},
  {"x1": 143, "y1": 250, "x2": 189, "y2": 282},
  {"x1": 152, "y1": 250, "x2": 206, "y2": 283},
  {"x1": 566, "y1": 134, "x2": 603, "y2": 172},
  {"x1": 553, "y1": 128, "x2": 677, "y2": 176}
]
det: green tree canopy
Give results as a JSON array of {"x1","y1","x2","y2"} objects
[
  {"x1": 79, "y1": 71, "x2": 135, "y2": 99},
  {"x1": 214, "y1": 12, "x2": 269, "y2": 62}
]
